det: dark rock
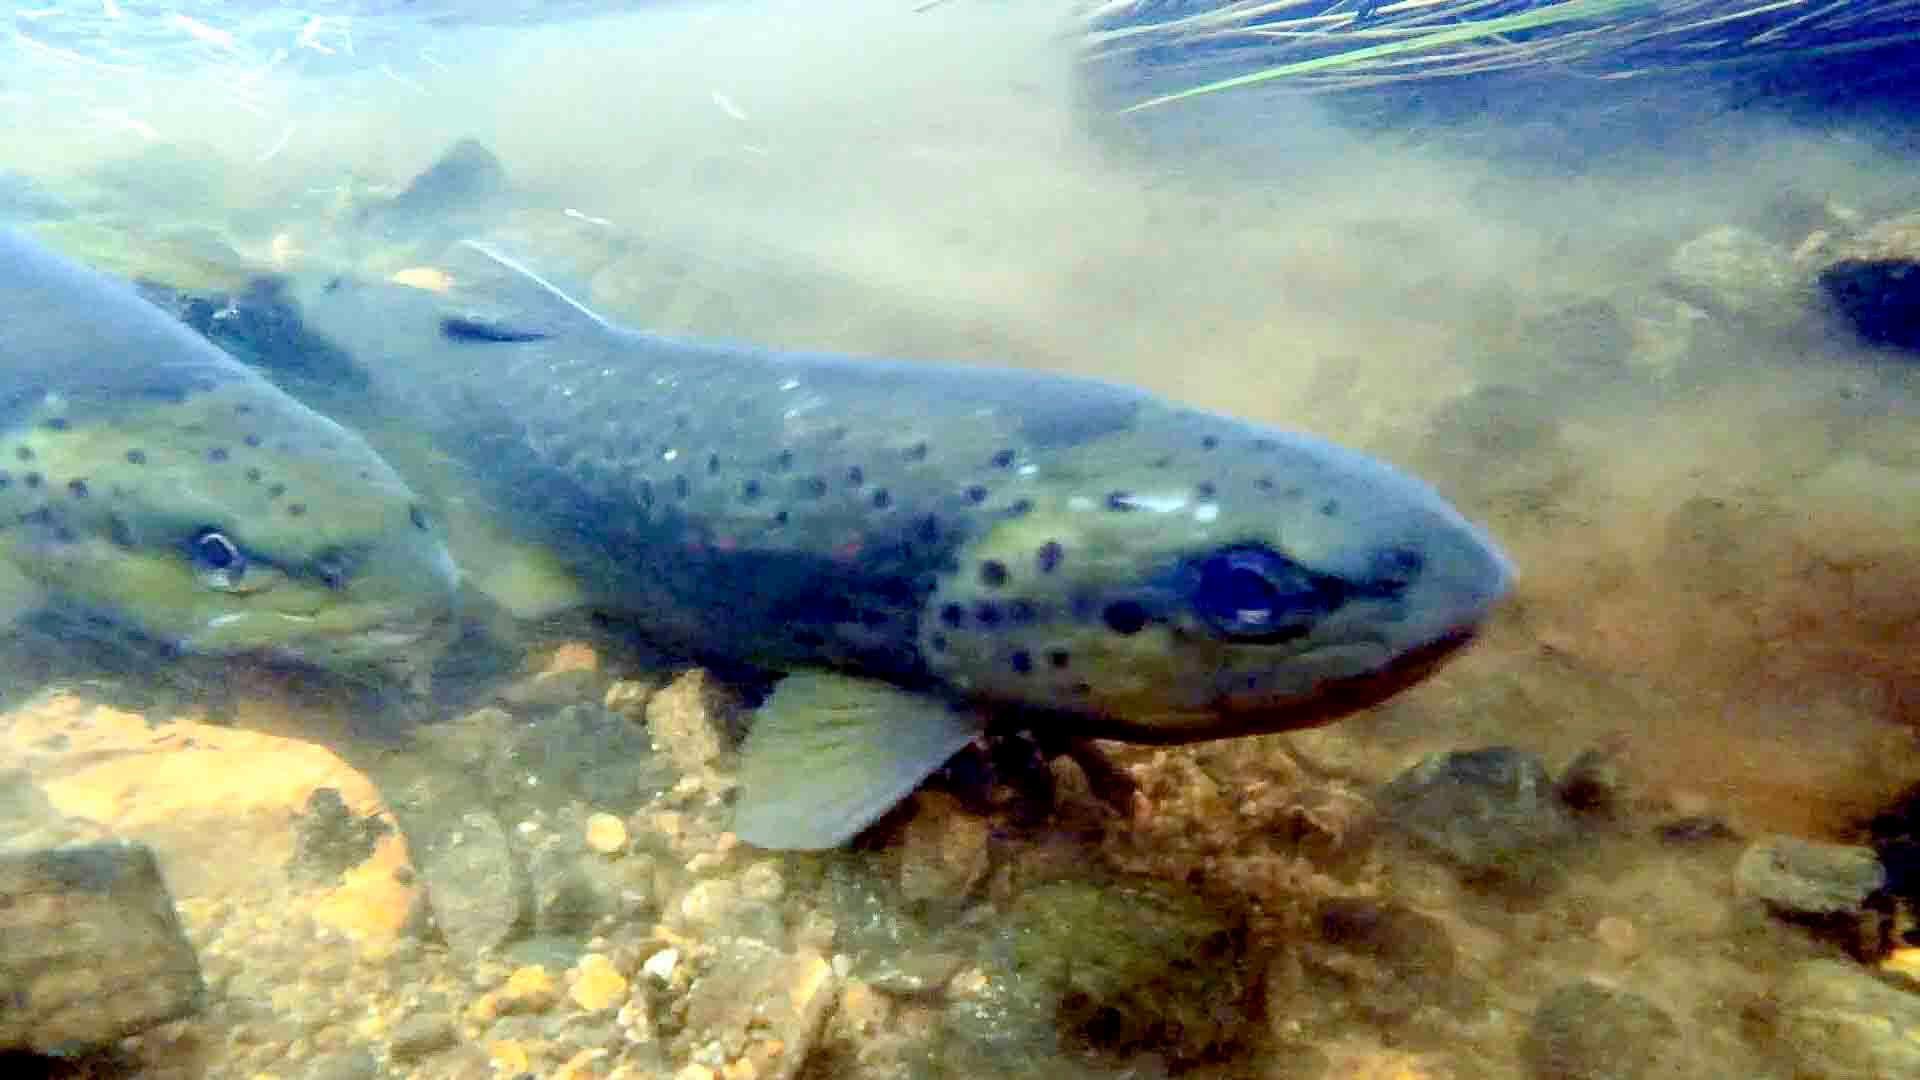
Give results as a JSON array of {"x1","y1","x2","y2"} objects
[
  {"x1": 1735, "y1": 835, "x2": 1890, "y2": 958},
  {"x1": 1557, "y1": 747, "x2": 1625, "y2": 817},
  {"x1": 1378, "y1": 747, "x2": 1578, "y2": 893},
  {"x1": 1654, "y1": 815, "x2": 1740, "y2": 846},
  {"x1": 1820, "y1": 259, "x2": 1920, "y2": 351},
  {"x1": 361, "y1": 138, "x2": 509, "y2": 244},
  {"x1": 415, "y1": 809, "x2": 528, "y2": 956},
  {"x1": 946, "y1": 876, "x2": 1253, "y2": 1070},
  {"x1": 1521, "y1": 979, "x2": 1680, "y2": 1080},
  {"x1": 1776, "y1": 959, "x2": 1920, "y2": 1078},
  {"x1": 0, "y1": 842, "x2": 204, "y2": 1054},
  {"x1": 387, "y1": 1011, "x2": 458, "y2": 1064},
  {"x1": 288, "y1": 786, "x2": 392, "y2": 884},
  {"x1": 1307, "y1": 897, "x2": 1474, "y2": 1026}
]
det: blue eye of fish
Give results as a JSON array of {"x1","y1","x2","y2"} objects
[
  {"x1": 1190, "y1": 544, "x2": 1344, "y2": 642},
  {"x1": 190, "y1": 529, "x2": 244, "y2": 575}
]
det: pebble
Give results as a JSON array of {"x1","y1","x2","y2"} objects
[
  {"x1": 1735, "y1": 834, "x2": 1889, "y2": 956},
  {"x1": 499, "y1": 965, "x2": 559, "y2": 1013},
  {"x1": 895, "y1": 792, "x2": 991, "y2": 904},
  {"x1": 1378, "y1": 747, "x2": 1578, "y2": 893},
  {"x1": 586, "y1": 812, "x2": 630, "y2": 855},
  {"x1": 1521, "y1": 979, "x2": 1680, "y2": 1080},
  {"x1": 385, "y1": 1012, "x2": 456, "y2": 1064},
  {"x1": 570, "y1": 953, "x2": 630, "y2": 1012},
  {"x1": 643, "y1": 947, "x2": 681, "y2": 983}
]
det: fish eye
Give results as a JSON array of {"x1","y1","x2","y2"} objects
[
  {"x1": 1190, "y1": 544, "x2": 1344, "y2": 643},
  {"x1": 190, "y1": 529, "x2": 244, "y2": 575}
]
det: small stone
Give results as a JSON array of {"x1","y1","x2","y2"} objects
[
  {"x1": 1664, "y1": 225, "x2": 1805, "y2": 331},
  {"x1": 389, "y1": 266, "x2": 454, "y2": 293},
  {"x1": 1736, "y1": 834, "x2": 1889, "y2": 956},
  {"x1": 646, "y1": 670, "x2": 738, "y2": 779},
  {"x1": 896, "y1": 792, "x2": 990, "y2": 905},
  {"x1": 499, "y1": 965, "x2": 559, "y2": 1013},
  {"x1": 571, "y1": 953, "x2": 630, "y2": 1012},
  {"x1": 675, "y1": 878, "x2": 743, "y2": 932},
  {"x1": 1521, "y1": 979, "x2": 1680, "y2": 1080},
  {"x1": 416, "y1": 809, "x2": 524, "y2": 957},
  {"x1": 489, "y1": 1039, "x2": 532, "y2": 1074},
  {"x1": 386, "y1": 1012, "x2": 456, "y2": 1064},
  {"x1": 585, "y1": 812, "x2": 629, "y2": 855},
  {"x1": 1594, "y1": 916, "x2": 1641, "y2": 961},
  {"x1": 642, "y1": 947, "x2": 680, "y2": 983},
  {"x1": 674, "y1": 1065, "x2": 718, "y2": 1080},
  {"x1": 604, "y1": 678, "x2": 659, "y2": 721},
  {"x1": 501, "y1": 667, "x2": 606, "y2": 711},
  {"x1": 1378, "y1": 747, "x2": 1578, "y2": 893}
]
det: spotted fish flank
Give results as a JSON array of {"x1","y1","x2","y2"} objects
[
  {"x1": 290, "y1": 240, "x2": 1512, "y2": 848},
  {"x1": 0, "y1": 228, "x2": 460, "y2": 676}
]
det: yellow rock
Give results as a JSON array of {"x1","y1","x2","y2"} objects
[
  {"x1": 488, "y1": 1039, "x2": 531, "y2": 1074},
  {"x1": 585, "y1": 812, "x2": 629, "y2": 855},
  {"x1": 0, "y1": 692, "x2": 418, "y2": 941},
  {"x1": 500, "y1": 965, "x2": 559, "y2": 1013},
  {"x1": 390, "y1": 266, "x2": 455, "y2": 293},
  {"x1": 571, "y1": 954, "x2": 630, "y2": 1012},
  {"x1": 544, "y1": 641, "x2": 601, "y2": 674},
  {"x1": 1883, "y1": 947, "x2": 1920, "y2": 982}
]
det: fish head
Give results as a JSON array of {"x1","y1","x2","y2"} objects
[
  {"x1": 919, "y1": 408, "x2": 1512, "y2": 740},
  {"x1": 3, "y1": 378, "x2": 462, "y2": 680}
]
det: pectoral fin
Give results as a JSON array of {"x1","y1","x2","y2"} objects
[{"x1": 731, "y1": 672, "x2": 982, "y2": 850}]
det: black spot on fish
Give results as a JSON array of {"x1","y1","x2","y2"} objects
[
  {"x1": 442, "y1": 315, "x2": 550, "y2": 343},
  {"x1": 1010, "y1": 650, "x2": 1032, "y2": 674},
  {"x1": 964, "y1": 485, "x2": 988, "y2": 504},
  {"x1": 846, "y1": 465, "x2": 864, "y2": 487},
  {"x1": 66, "y1": 479, "x2": 87, "y2": 499},
  {"x1": 235, "y1": 403, "x2": 254, "y2": 415},
  {"x1": 1257, "y1": 476, "x2": 1275, "y2": 491},
  {"x1": 267, "y1": 483, "x2": 286, "y2": 499},
  {"x1": 674, "y1": 475, "x2": 691, "y2": 499},
  {"x1": 939, "y1": 603, "x2": 965, "y2": 628},
  {"x1": 1253, "y1": 437, "x2": 1278, "y2": 451},
  {"x1": 1105, "y1": 491, "x2": 1133, "y2": 511},
  {"x1": 1195, "y1": 481, "x2": 1217, "y2": 500},
  {"x1": 1102, "y1": 600, "x2": 1149, "y2": 635},
  {"x1": 773, "y1": 510, "x2": 791, "y2": 526},
  {"x1": 0, "y1": 472, "x2": 10, "y2": 488},
  {"x1": 707, "y1": 453, "x2": 721, "y2": 475},
  {"x1": 1151, "y1": 455, "x2": 1172, "y2": 469},
  {"x1": 207, "y1": 447, "x2": 228, "y2": 463},
  {"x1": 241, "y1": 467, "x2": 261, "y2": 484},
  {"x1": 23, "y1": 473, "x2": 40, "y2": 489},
  {"x1": 916, "y1": 515, "x2": 941, "y2": 543},
  {"x1": 871, "y1": 489, "x2": 892, "y2": 510},
  {"x1": 357, "y1": 470, "x2": 371, "y2": 481},
  {"x1": 1201, "y1": 435, "x2": 1220, "y2": 450},
  {"x1": 673, "y1": 413, "x2": 690, "y2": 430},
  {"x1": 979, "y1": 561, "x2": 1008, "y2": 588},
  {"x1": 1047, "y1": 648, "x2": 1071, "y2": 669},
  {"x1": 1007, "y1": 499, "x2": 1032, "y2": 517},
  {"x1": 108, "y1": 515, "x2": 134, "y2": 548},
  {"x1": 125, "y1": 449, "x2": 146, "y2": 465},
  {"x1": 14, "y1": 447, "x2": 31, "y2": 463},
  {"x1": 1008, "y1": 600, "x2": 1036, "y2": 624},
  {"x1": 930, "y1": 633, "x2": 948, "y2": 652},
  {"x1": 776, "y1": 449, "x2": 795, "y2": 471},
  {"x1": 741, "y1": 479, "x2": 763, "y2": 501},
  {"x1": 990, "y1": 449, "x2": 1016, "y2": 468},
  {"x1": 974, "y1": 603, "x2": 1002, "y2": 627},
  {"x1": 805, "y1": 476, "x2": 829, "y2": 498},
  {"x1": 1036, "y1": 541, "x2": 1063, "y2": 573},
  {"x1": 288, "y1": 503, "x2": 307, "y2": 517},
  {"x1": 410, "y1": 505, "x2": 429, "y2": 531},
  {"x1": 905, "y1": 441, "x2": 928, "y2": 462},
  {"x1": 244, "y1": 434, "x2": 262, "y2": 447},
  {"x1": 1320, "y1": 499, "x2": 1340, "y2": 518},
  {"x1": 44, "y1": 417, "x2": 67, "y2": 431}
]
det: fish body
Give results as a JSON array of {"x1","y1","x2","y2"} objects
[
  {"x1": 0, "y1": 227, "x2": 460, "y2": 676},
  {"x1": 291, "y1": 242, "x2": 1512, "y2": 845}
]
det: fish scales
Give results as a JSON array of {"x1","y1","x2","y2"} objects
[{"x1": 292, "y1": 242, "x2": 1512, "y2": 845}]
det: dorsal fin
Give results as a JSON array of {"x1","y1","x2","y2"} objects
[{"x1": 455, "y1": 238, "x2": 614, "y2": 334}]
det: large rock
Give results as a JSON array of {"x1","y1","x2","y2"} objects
[{"x1": 0, "y1": 842, "x2": 203, "y2": 1055}]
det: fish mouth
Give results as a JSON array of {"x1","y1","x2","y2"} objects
[{"x1": 1069, "y1": 628, "x2": 1483, "y2": 745}]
